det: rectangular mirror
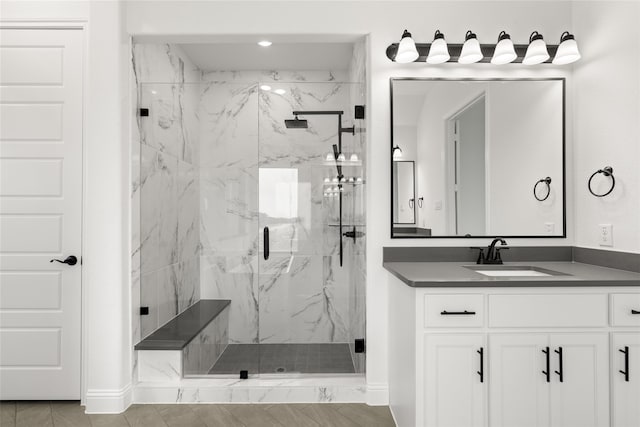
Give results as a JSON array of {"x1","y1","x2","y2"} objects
[{"x1": 390, "y1": 78, "x2": 565, "y2": 238}]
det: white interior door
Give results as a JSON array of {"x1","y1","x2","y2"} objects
[{"x1": 0, "y1": 28, "x2": 83, "y2": 399}]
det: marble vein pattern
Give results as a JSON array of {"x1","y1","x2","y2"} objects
[
  {"x1": 134, "y1": 44, "x2": 202, "y2": 341},
  {"x1": 183, "y1": 307, "x2": 229, "y2": 376},
  {"x1": 134, "y1": 377, "x2": 367, "y2": 403},
  {"x1": 138, "y1": 350, "x2": 182, "y2": 382}
]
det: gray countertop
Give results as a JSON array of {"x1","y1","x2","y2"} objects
[{"x1": 383, "y1": 261, "x2": 640, "y2": 287}]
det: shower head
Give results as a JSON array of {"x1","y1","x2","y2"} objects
[{"x1": 284, "y1": 115, "x2": 308, "y2": 129}]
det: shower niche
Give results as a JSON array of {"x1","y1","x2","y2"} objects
[{"x1": 133, "y1": 41, "x2": 367, "y2": 378}]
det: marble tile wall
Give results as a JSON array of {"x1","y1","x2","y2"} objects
[
  {"x1": 133, "y1": 44, "x2": 201, "y2": 341},
  {"x1": 199, "y1": 72, "x2": 362, "y2": 347}
]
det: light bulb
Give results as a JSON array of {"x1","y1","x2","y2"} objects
[
  {"x1": 491, "y1": 31, "x2": 517, "y2": 65},
  {"x1": 326, "y1": 153, "x2": 334, "y2": 161},
  {"x1": 350, "y1": 153, "x2": 359, "y2": 162},
  {"x1": 337, "y1": 153, "x2": 346, "y2": 162},
  {"x1": 426, "y1": 30, "x2": 450, "y2": 64},
  {"x1": 258, "y1": 40, "x2": 272, "y2": 47},
  {"x1": 459, "y1": 30, "x2": 483, "y2": 64},
  {"x1": 332, "y1": 177, "x2": 338, "y2": 183},
  {"x1": 395, "y1": 29, "x2": 419, "y2": 63},
  {"x1": 324, "y1": 177, "x2": 330, "y2": 183}
]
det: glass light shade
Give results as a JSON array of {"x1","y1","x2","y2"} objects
[
  {"x1": 427, "y1": 37, "x2": 450, "y2": 64},
  {"x1": 459, "y1": 32, "x2": 483, "y2": 64},
  {"x1": 337, "y1": 153, "x2": 346, "y2": 162},
  {"x1": 523, "y1": 32, "x2": 549, "y2": 65},
  {"x1": 553, "y1": 35, "x2": 581, "y2": 65},
  {"x1": 326, "y1": 153, "x2": 334, "y2": 161},
  {"x1": 350, "y1": 153, "x2": 359, "y2": 162},
  {"x1": 323, "y1": 177, "x2": 330, "y2": 183},
  {"x1": 491, "y1": 37, "x2": 517, "y2": 64},
  {"x1": 396, "y1": 30, "x2": 419, "y2": 63}
]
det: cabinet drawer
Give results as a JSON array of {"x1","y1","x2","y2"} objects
[
  {"x1": 611, "y1": 294, "x2": 640, "y2": 326},
  {"x1": 489, "y1": 294, "x2": 607, "y2": 327},
  {"x1": 424, "y1": 294, "x2": 484, "y2": 328}
]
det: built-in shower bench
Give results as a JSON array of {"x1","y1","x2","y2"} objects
[{"x1": 135, "y1": 299, "x2": 230, "y2": 381}]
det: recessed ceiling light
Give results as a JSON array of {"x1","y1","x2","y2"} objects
[
  {"x1": 260, "y1": 85, "x2": 271, "y2": 91},
  {"x1": 274, "y1": 89, "x2": 286, "y2": 95},
  {"x1": 258, "y1": 40, "x2": 272, "y2": 47}
]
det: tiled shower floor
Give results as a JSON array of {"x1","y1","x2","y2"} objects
[{"x1": 208, "y1": 343, "x2": 356, "y2": 375}]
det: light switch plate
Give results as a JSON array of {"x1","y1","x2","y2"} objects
[{"x1": 599, "y1": 224, "x2": 613, "y2": 246}]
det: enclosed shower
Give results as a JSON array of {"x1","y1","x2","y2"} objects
[{"x1": 133, "y1": 41, "x2": 366, "y2": 378}]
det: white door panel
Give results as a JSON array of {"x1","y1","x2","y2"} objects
[{"x1": 0, "y1": 28, "x2": 83, "y2": 399}]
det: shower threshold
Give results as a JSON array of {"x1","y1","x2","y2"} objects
[{"x1": 209, "y1": 343, "x2": 356, "y2": 375}]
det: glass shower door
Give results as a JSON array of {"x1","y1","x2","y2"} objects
[{"x1": 257, "y1": 82, "x2": 358, "y2": 375}]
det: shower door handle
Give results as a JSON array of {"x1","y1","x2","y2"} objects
[{"x1": 263, "y1": 227, "x2": 269, "y2": 260}]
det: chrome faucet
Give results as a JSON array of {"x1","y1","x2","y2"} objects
[{"x1": 473, "y1": 238, "x2": 508, "y2": 264}]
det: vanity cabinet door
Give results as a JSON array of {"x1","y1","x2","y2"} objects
[
  {"x1": 489, "y1": 334, "x2": 550, "y2": 427},
  {"x1": 612, "y1": 333, "x2": 640, "y2": 427},
  {"x1": 424, "y1": 334, "x2": 486, "y2": 427},
  {"x1": 548, "y1": 333, "x2": 609, "y2": 427}
]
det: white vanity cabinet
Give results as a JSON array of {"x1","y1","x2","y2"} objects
[
  {"x1": 490, "y1": 333, "x2": 609, "y2": 427},
  {"x1": 424, "y1": 334, "x2": 486, "y2": 427},
  {"x1": 388, "y1": 281, "x2": 640, "y2": 427}
]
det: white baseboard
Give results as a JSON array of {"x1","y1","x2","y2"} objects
[
  {"x1": 366, "y1": 383, "x2": 389, "y2": 405},
  {"x1": 84, "y1": 383, "x2": 132, "y2": 414}
]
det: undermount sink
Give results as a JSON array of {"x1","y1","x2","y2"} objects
[{"x1": 464, "y1": 265, "x2": 569, "y2": 277}]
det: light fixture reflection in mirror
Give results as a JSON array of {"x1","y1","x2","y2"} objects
[{"x1": 392, "y1": 145, "x2": 403, "y2": 160}]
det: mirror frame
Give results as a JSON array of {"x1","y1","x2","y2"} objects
[{"x1": 389, "y1": 77, "x2": 567, "y2": 239}]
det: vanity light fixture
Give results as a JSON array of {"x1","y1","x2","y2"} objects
[
  {"x1": 395, "y1": 30, "x2": 420, "y2": 63},
  {"x1": 523, "y1": 31, "x2": 550, "y2": 65},
  {"x1": 552, "y1": 31, "x2": 581, "y2": 65},
  {"x1": 392, "y1": 145, "x2": 403, "y2": 160},
  {"x1": 257, "y1": 40, "x2": 272, "y2": 47},
  {"x1": 260, "y1": 85, "x2": 271, "y2": 91},
  {"x1": 459, "y1": 30, "x2": 483, "y2": 64},
  {"x1": 491, "y1": 31, "x2": 517, "y2": 64},
  {"x1": 426, "y1": 30, "x2": 450, "y2": 64}
]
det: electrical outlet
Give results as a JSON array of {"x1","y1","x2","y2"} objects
[
  {"x1": 544, "y1": 222, "x2": 555, "y2": 235},
  {"x1": 599, "y1": 224, "x2": 613, "y2": 246}
]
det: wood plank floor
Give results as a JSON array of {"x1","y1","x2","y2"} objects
[{"x1": 0, "y1": 401, "x2": 396, "y2": 427}]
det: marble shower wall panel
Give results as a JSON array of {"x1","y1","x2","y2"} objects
[
  {"x1": 134, "y1": 43, "x2": 202, "y2": 340},
  {"x1": 199, "y1": 82, "x2": 259, "y2": 169},
  {"x1": 201, "y1": 70, "x2": 349, "y2": 84},
  {"x1": 200, "y1": 257, "x2": 258, "y2": 344},
  {"x1": 258, "y1": 83, "x2": 353, "y2": 168}
]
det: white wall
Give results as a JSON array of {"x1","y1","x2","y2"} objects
[{"x1": 573, "y1": 1, "x2": 640, "y2": 253}]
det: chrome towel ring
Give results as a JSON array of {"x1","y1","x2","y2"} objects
[
  {"x1": 588, "y1": 166, "x2": 615, "y2": 197},
  {"x1": 534, "y1": 177, "x2": 552, "y2": 201}
]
